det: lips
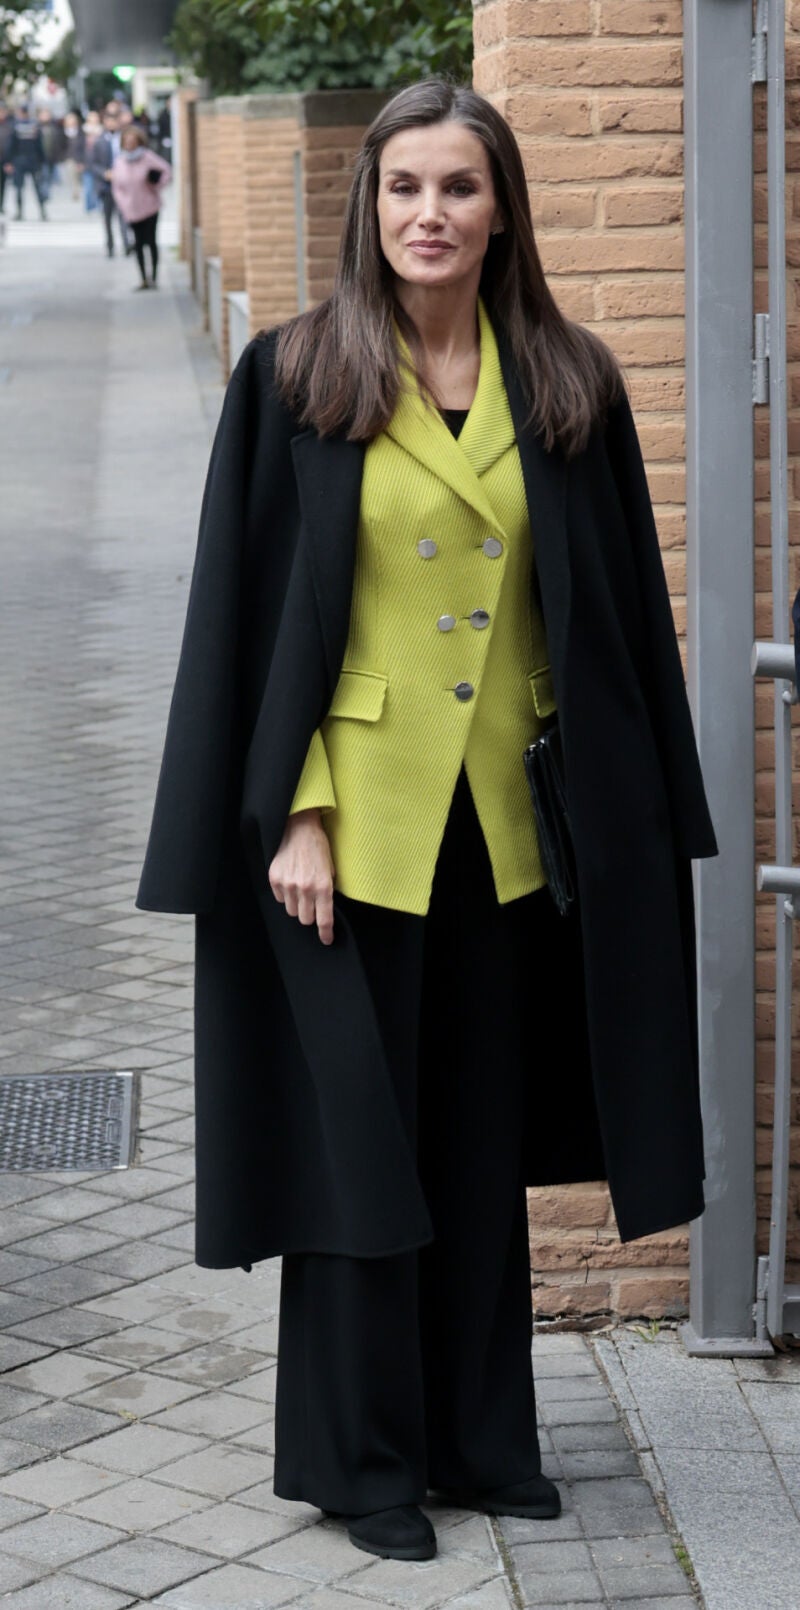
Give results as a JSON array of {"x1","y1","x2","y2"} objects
[{"x1": 406, "y1": 241, "x2": 455, "y2": 256}]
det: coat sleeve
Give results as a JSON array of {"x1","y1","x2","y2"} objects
[
  {"x1": 287, "y1": 728, "x2": 337, "y2": 816},
  {"x1": 136, "y1": 368, "x2": 251, "y2": 913},
  {"x1": 603, "y1": 388, "x2": 718, "y2": 860}
]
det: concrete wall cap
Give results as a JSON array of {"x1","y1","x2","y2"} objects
[
  {"x1": 242, "y1": 94, "x2": 304, "y2": 120},
  {"x1": 195, "y1": 100, "x2": 218, "y2": 118},
  {"x1": 215, "y1": 96, "x2": 249, "y2": 116},
  {"x1": 301, "y1": 89, "x2": 390, "y2": 127},
  {"x1": 239, "y1": 88, "x2": 389, "y2": 126}
]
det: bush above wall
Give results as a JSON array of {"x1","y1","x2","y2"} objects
[{"x1": 169, "y1": 0, "x2": 473, "y2": 95}]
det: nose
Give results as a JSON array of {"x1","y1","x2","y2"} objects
[{"x1": 416, "y1": 186, "x2": 445, "y2": 231}]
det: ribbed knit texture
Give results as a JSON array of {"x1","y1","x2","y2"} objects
[{"x1": 289, "y1": 298, "x2": 556, "y2": 914}]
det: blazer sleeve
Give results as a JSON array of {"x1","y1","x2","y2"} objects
[
  {"x1": 603, "y1": 388, "x2": 718, "y2": 860},
  {"x1": 287, "y1": 728, "x2": 337, "y2": 816},
  {"x1": 136, "y1": 369, "x2": 250, "y2": 913}
]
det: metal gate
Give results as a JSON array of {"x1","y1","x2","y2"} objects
[{"x1": 682, "y1": 0, "x2": 798, "y2": 1354}]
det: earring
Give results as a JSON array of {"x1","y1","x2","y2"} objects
[{"x1": 491, "y1": 225, "x2": 504, "y2": 236}]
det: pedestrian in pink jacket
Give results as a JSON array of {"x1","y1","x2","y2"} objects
[{"x1": 110, "y1": 126, "x2": 172, "y2": 291}]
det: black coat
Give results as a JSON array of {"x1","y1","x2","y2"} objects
[{"x1": 137, "y1": 327, "x2": 718, "y2": 1267}]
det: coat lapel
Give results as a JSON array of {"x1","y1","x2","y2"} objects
[
  {"x1": 290, "y1": 429, "x2": 366, "y2": 692},
  {"x1": 494, "y1": 322, "x2": 571, "y2": 691}
]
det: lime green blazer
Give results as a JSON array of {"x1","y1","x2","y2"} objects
[{"x1": 289, "y1": 297, "x2": 556, "y2": 914}]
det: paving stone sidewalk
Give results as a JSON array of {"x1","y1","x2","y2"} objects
[{"x1": 0, "y1": 195, "x2": 705, "y2": 1609}]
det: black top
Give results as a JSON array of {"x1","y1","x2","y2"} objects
[{"x1": 439, "y1": 407, "x2": 469, "y2": 439}]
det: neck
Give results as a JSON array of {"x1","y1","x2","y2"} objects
[{"x1": 394, "y1": 275, "x2": 481, "y2": 363}]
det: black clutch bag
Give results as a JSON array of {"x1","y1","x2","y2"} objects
[
  {"x1": 523, "y1": 722, "x2": 576, "y2": 916},
  {"x1": 146, "y1": 166, "x2": 162, "y2": 184}
]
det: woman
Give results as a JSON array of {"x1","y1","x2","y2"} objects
[
  {"x1": 137, "y1": 80, "x2": 717, "y2": 1563},
  {"x1": 110, "y1": 124, "x2": 171, "y2": 290}
]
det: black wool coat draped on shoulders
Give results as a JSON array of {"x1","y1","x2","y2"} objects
[{"x1": 136, "y1": 325, "x2": 719, "y2": 1268}]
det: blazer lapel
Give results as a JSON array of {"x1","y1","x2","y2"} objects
[
  {"x1": 385, "y1": 299, "x2": 513, "y2": 538},
  {"x1": 494, "y1": 322, "x2": 571, "y2": 688},
  {"x1": 290, "y1": 429, "x2": 366, "y2": 691}
]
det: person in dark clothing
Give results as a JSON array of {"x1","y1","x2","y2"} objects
[
  {"x1": 37, "y1": 109, "x2": 65, "y2": 198},
  {"x1": 0, "y1": 105, "x2": 12, "y2": 215},
  {"x1": 3, "y1": 102, "x2": 47, "y2": 220},
  {"x1": 90, "y1": 105, "x2": 131, "y2": 257}
]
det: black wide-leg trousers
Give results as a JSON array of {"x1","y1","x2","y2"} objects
[{"x1": 273, "y1": 767, "x2": 550, "y2": 1515}]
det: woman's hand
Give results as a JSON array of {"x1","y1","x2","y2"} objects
[{"x1": 268, "y1": 808, "x2": 336, "y2": 945}]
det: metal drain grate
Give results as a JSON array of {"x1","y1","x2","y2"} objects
[{"x1": 0, "y1": 1070, "x2": 139, "y2": 1171}]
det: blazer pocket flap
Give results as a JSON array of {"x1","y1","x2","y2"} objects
[
  {"x1": 328, "y1": 669, "x2": 388, "y2": 722},
  {"x1": 529, "y1": 666, "x2": 557, "y2": 720}
]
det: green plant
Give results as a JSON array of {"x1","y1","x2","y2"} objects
[
  {"x1": 169, "y1": 0, "x2": 473, "y2": 95},
  {"x1": 44, "y1": 26, "x2": 80, "y2": 92},
  {"x1": 1, "y1": 2, "x2": 45, "y2": 96}
]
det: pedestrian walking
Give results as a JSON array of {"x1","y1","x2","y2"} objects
[
  {"x1": 36, "y1": 108, "x2": 64, "y2": 198},
  {"x1": 137, "y1": 79, "x2": 718, "y2": 1564},
  {"x1": 61, "y1": 111, "x2": 85, "y2": 202},
  {"x1": 4, "y1": 101, "x2": 47, "y2": 220},
  {"x1": 110, "y1": 126, "x2": 171, "y2": 290},
  {"x1": 91, "y1": 104, "x2": 131, "y2": 257},
  {"x1": 0, "y1": 104, "x2": 12, "y2": 216},
  {"x1": 81, "y1": 110, "x2": 101, "y2": 212}
]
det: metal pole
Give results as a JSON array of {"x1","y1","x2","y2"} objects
[{"x1": 681, "y1": 0, "x2": 767, "y2": 1354}]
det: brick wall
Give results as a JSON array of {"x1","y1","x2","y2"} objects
[
  {"x1": 242, "y1": 98, "x2": 302, "y2": 337},
  {"x1": 300, "y1": 93, "x2": 388, "y2": 307},
  {"x1": 474, "y1": 0, "x2": 691, "y2": 1324}
]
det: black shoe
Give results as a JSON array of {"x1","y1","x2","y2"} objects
[
  {"x1": 338, "y1": 1505, "x2": 436, "y2": 1561},
  {"x1": 433, "y1": 1472, "x2": 561, "y2": 1519}
]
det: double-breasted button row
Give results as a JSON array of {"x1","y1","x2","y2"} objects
[
  {"x1": 416, "y1": 536, "x2": 504, "y2": 559},
  {"x1": 437, "y1": 610, "x2": 491, "y2": 632}
]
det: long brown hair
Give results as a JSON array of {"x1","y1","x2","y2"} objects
[{"x1": 274, "y1": 79, "x2": 626, "y2": 458}]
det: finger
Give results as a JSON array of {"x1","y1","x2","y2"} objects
[
  {"x1": 296, "y1": 889, "x2": 317, "y2": 927},
  {"x1": 316, "y1": 885, "x2": 335, "y2": 946},
  {"x1": 283, "y1": 887, "x2": 299, "y2": 919},
  {"x1": 269, "y1": 879, "x2": 285, "y2": 905}
]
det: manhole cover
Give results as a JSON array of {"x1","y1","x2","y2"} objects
[{"x1": 0, "y1": 1070, "x2": 139, "y2": 1171}]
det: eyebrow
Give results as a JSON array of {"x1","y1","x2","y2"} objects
[{"x1": 384, "y1": 166, "x2": 483, "y2": 181}]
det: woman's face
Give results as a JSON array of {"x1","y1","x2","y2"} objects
[
  {"x1": 121, "y1": 130, "x2": 139, "y2": 152},
  {"x1": 376, "y1": 121, "x2": 503, "y2": 294}
]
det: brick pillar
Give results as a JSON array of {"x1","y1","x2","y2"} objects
[
  {"x1": 175, "y1": 86, "x2": 200, "y2": 266},
  {"x1": 195, "y1": 100, "x2": 219, "y2": 259},
  {"x1": 240, "y1": 91, "x2": 387, "y2": 339},
  {"x1": 300, "y1": 91, "x2": 388, "y2": 305},
  {"x1": 241, "y1": 96, "x2": 303, "y2": 337},
  {"x1": 474, "y1": 0, "x2": 691, "y2": 1324},
  {"x1": 215, "y1": 97, "x2": 248, "y2": 376}
]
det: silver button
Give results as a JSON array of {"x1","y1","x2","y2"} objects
[
  {"x1": 470, "y1": 608, "x2": 490, "y2": 629},
  {"x1": 482, "y1": 537, "x2": 503, "y2": 558},
  {"x1": 417, "y1": 538, "x2": 438, "y2": 558},
  {"x1": 437, "y1": 614, "x2": 456, "y2": 632},
  {"x1": 454, "y1": 681, "x2": 474, "y2": 701}
]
